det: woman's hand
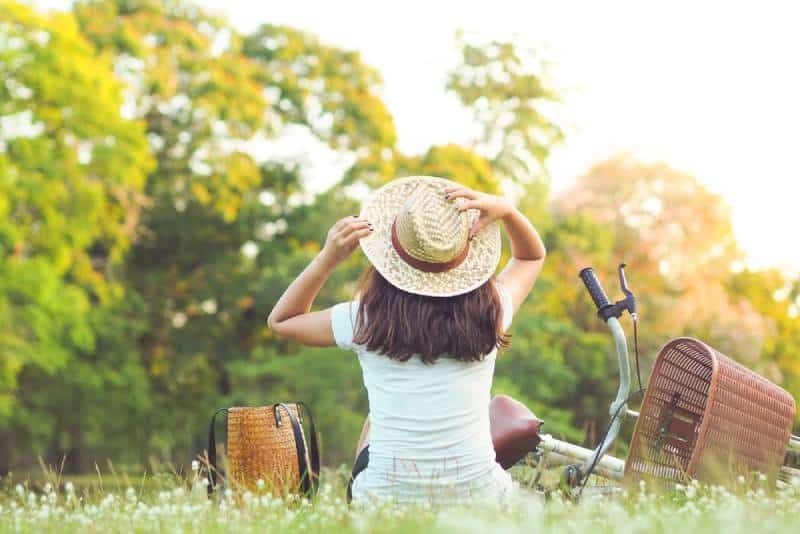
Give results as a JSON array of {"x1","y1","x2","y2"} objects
[
  {"x1": 443, "y1": 186, "x2": 513, "y2": 238},
  {"x1": 267, "y1": 215, "x2": 373, "y2": 347},
  {"x1": 320, "y1": 215, "x2": 374, "y2": 265}
]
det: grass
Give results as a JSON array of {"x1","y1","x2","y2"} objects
[{"x1": 1, "y1": 465, "x2": 799, "y2": 533}]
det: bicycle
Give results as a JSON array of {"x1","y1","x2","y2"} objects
[{"x1": 496, "y1": 264, "x2": 800, "y2": 499}]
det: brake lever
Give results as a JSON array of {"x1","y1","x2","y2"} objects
[
  {"x1": 617, "y1": 263, "x2": 636, "y2": 319},
  {"x1": 618, "y1": 263, "x2": 631, "y2": 297}
]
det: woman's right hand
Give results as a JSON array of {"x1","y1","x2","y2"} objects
[
  {"x1": 447, "y1": 185, "x2": 546, "y2": 315},
  {"x1": 319, "y1": 215, "x2": 373, "y2": 265},
  {"x1": 443, "y1": 186, "x2": 513, "y2": 238}
]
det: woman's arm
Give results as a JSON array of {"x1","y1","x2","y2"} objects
[
  {"x1": 267, "y1": 216, "x2": 373, "y2": 346},
  {"x1": 495, "y1": 207, "x2": 546, "y2": 313},
  {"x1": 444, "y1": 186, "x2": 546, "y2": 312}
]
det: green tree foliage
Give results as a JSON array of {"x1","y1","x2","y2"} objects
[
  {"x1": 728, "y1": 268, "x2": 800, "y2": 421},
  {"x1": 72, "y1": 0, "x2": 396, "y2": 466},
  {"x1": 447, "y1": 34, "x2": 564, "y2": 183},
  {"x1": 0, "y1": 0, "x2": 153, "y2": 470},
  {"x1": 397, "y1": 144, "x2": 500, "y2": 192},
  {"x1": 234, "y1": 23, "x2": 397, "y2": 466},
  {"x1": 555, "y1": 155, "x2": 770, "y2": 357},
  {"x1": 72, "y1": 0, "x2": 272, "y2": 463}
]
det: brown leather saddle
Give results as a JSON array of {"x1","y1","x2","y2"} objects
[{"x1": 490, "y1": 395, "x2": 544, "y2": 469}]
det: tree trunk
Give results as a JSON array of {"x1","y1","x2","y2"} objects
[{"x1": 0, "y1": 430, "x2": 11, "y2": 475}]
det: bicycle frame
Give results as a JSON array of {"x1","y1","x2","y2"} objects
[
  {"x1": 582, "y1": 316, "x2": 630, "y2": 474},
  {"x1": 529, "y1": 314, "x2": 630, "y2": 488}
]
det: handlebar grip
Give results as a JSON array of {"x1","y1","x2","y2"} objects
[{"x1": 579, "y1": 267, "x2": 611, "y2": 311}]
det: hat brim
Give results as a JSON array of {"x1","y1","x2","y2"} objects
[{"x1": 358, "y1": 176, "x2": 501, "y2": 297}]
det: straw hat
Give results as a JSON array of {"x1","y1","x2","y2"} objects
[{"x1": 359, "y1": 176, "x2": 501, "y2": 297}]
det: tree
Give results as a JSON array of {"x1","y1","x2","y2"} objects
[
  {"x1": 447, "y1": 34, "x2": 563, "y2": 184},
  {"x1": 543, "y1": 154, "x2": 780, "y2": 442},
  {"x1": 0, "y1": 0, "x2": 152, "y2": 470},
  {"x1": 554, "y1": 154, "x2": 769, "y2": 354},
  {"x1": 70, "y1": 0, "x2": 272, "y2": 462},
  {"x1": 728, "y1": 268, "x2": 800, "y2": 423},
  {"x1": 69, "y1": 1, "x2": 398, "y2": 465}
]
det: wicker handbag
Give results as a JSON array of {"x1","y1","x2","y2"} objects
[{"x1": 206, "y1": 403, "x2": 320, "y2": 496}]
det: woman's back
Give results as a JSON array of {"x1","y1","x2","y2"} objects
[{"x1": 331, "y1": 283, "x2": 514, "y2": 504}]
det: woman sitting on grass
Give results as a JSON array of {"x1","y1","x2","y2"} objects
[{"x1": 268, "y1": 176, "x2": 546, "y2": 505}]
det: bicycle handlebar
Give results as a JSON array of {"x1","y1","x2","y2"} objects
[{"x1": 579, "y1": 267, "x2": 611, "y2": 311}]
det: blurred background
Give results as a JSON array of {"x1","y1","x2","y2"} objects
[{"x1": 1, "y1": 0, "x2": 798, "y2": 476}]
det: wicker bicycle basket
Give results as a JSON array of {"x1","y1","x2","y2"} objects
[{"x1": 625, "y1": 337, "x2": 795, "y2": 488}]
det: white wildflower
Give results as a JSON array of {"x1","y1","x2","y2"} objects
[
  {"x1": 191, "y1": 460, "x2": 200, "y2": 472},
  {"x1": 200, "y1": 299, "x2": 217, "y2": 314},
  {"x1": 241, "y1": 241, "x2": 259, "y2": 259},
  {"x1": 101, "y1": 494, "x2": 115, "y2": 508},
  {"x1": 65, "y1": 481, "x2": 75, "y2": 493},
  {"x1": 256, "y1": 478, "x2": 265, "y2": 489},
  {"x1": 172, "y1": 312, "x2": 187, "y2": 328}
]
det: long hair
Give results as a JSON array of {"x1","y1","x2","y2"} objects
[{"x1": 352, "y1": 267, "x2": 511, "y2": 363}]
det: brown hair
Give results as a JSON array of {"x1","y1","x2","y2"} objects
[{"x1": 352, "y1": 267, "x2": 510, "y2": 363}]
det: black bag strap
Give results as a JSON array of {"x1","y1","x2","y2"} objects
[
  {"x1": 207, "y1": 408, "x2": 228, "y2": 496},
  {"x1": 273, "y1": 403, "x2": 320, "y2": 496},
  {"x1": 297, "y1": 402, "x2": 320, "y2": 494}
]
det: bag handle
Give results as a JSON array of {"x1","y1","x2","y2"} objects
[
  {"x1": 273, "y1": 403, "x2": 320, "y2": 496},
  {"x1": 207, "y1": 408, "x2": 228, "y2": 496},
  {"x1": 297, "y1": 402, "x2": 320, "y2": 494}
]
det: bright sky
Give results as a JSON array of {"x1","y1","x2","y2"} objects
[{"x1": 37, "y1": 0, "x2": 800, "y2": 273}]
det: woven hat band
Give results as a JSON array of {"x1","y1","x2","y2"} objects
[{"x1": 391, "y1": 219, "x2": 469, "y2": 273}]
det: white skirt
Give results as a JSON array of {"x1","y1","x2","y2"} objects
[{"x1": 351, "y1": 460, "x2": 513, "y2": 506}]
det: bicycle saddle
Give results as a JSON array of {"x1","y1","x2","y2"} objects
[{"x1": 490, "y1": 395, "x2": 544, "y2": 469}]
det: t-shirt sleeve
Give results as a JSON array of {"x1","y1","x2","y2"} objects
[
  {"x1": 496, "y1": 282, "x2": 515, "y2": 330},
  {"x1": 330, "y1": 300, "x2": 359, "y2": 350}
]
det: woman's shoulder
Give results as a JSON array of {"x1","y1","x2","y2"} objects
[
  {"x1": 330, "y1": 300, "x2": 360, "y2": 350},
  {"x1": 494, "y1": 281, "x2": 514, "y2": 330}
]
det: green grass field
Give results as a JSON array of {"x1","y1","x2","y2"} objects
[{"x1": 2, "y1": 466, "x2": 799, "y2": 533}]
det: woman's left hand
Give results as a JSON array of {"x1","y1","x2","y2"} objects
[
  {"x1": 443, "y1": 186, "x2": 513, "y2": 238},
  {"x1": 319, "y1": 215, "x2": 374, "y2": 265}
]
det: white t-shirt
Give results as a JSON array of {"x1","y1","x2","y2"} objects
[{"x1": 330, "y1": 282, "x2": 515, "y2": 505}]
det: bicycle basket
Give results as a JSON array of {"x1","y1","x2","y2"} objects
[{"x1": 625, "y1": 337, "x2": 795, "y2": 488}]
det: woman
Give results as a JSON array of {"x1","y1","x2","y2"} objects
[{"x1": 267, "y1": 176, "x2": 546, "y2": 505}]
